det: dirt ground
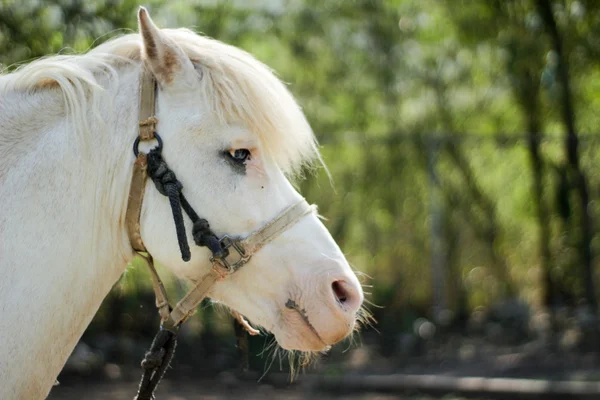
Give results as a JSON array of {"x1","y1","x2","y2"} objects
[
  {"x1": 47, "y1": 378, "x2": 470, "y2": 400},
  {"x1": 47, "y1": 330, "x2": 600, "y2": 400}
]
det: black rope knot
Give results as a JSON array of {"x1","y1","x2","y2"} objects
[
  {"x1": 192, "y1": 219, "x2": 224, "y2": 257},
  {"x1": 147, "y1": 150, "x2": 183, "y2": 196},
  {"x1": 135, "y1": 329, "x2": 178, "y2": 400},
  {"x1": 140, "y1": 348, "x2": 165, "y2": 370}
]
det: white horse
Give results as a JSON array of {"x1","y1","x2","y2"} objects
[{"x1": 0, "y1": 8, "x2": 364, "y2": 399}]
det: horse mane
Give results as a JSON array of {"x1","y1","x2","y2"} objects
[{"x1": 0, "y1": 29, "x2": 319, "y2": 174}]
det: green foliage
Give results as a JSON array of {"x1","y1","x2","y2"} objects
[{"x1": 4, "y1": 0, "x2": 600, "y2": 340}]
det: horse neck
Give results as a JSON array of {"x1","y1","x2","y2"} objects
[{"x1": 0, "y1": 65, "x2": 141, "y2": 398}]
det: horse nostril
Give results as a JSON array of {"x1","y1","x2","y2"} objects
[
  {"x1": 330, "y1": 279, "x2": 363, "y2": 312},
  {"x1": 332, "y1": 280, "x2": 349, "y2": 304}
]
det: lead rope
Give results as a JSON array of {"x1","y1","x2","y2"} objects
[
  {"x1": 133, "y1": 145, "x2": 227, "y2": 400},
  {"x1": 130, "y1": 70, "x2": 242, "y2": 400}
]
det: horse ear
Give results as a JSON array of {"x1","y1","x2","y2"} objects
[{"x1": 137, "y1": 7, "x2": 195, "y2": 86}]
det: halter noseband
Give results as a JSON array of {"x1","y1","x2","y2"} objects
[{"x1": 126, "y1": 68, "x2": 315, "y2": 399}]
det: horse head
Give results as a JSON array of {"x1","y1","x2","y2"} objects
[{"x1": 134, "y1": 8, "x2": 364, "y2": 352}]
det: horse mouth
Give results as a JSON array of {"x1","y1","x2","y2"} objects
[{"x1": 281, "y1": 299, "x2": 329, "y2": 351}]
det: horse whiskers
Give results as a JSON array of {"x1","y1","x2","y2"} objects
[
  {"x1": 286, "y1": 350, "x2": 318, "y2": 381},
  {"x1": 259, "y1": 342, "x2": 280, "y2": 382},
  {"x1": 351, "y1": 266, "x2": 373, "y2": 283},
  {"x1": 356, "y1": 305, "x2": 379, "y2": 334},
  {"x1": 258, "y1": 335, "x2": 278, "y2": 357},
  {"x1": 258, "y1": 337, "x2": 321, "y2": 382},
  {"x1": 363, "y1": 297, "x2": 384, "y2": 309}
]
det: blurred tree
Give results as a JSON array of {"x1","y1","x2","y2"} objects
[{"x1": 4, "y1": 0, "x2": 600, "y2": 362}]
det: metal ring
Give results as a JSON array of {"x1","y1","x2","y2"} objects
[{"x1": 133, "y1": 132, "x2": 163, "y2": 156}]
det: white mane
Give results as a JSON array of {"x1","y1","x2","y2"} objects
[{"x1": 0, "y1": 29, "x2": 318, "y2": 174}]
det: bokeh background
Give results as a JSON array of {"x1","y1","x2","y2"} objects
[{"x1": 3, "y1": 0, "x2": 600, "y2": 398}]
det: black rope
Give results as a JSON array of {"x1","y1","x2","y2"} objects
[
  {"x1": 180, "y1": 194, "x2": 224, "y2": 258},
  {"x1": 134, "y1": 328, "x2": 178, "y2": 400},
  {"x1": 146, "y1": 148, "x2": 222, "y2": 262},
  {"x1": 136, "y1": 141, "x2": 229, "y2": 399}
]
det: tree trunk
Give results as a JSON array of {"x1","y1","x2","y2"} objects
[
  {"x1": 536, "y1": 0, "x2": 597, "y2": 314},
  {"x1": 516, "y1": 68, "x2": 559, "y2": 342},
  {"x1": 508, "y1": 60, "x2": 556, "y2": 311}
]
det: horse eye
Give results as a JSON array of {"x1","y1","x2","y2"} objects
[{"x1": 228, "y1": 149, "x2": 251, "y2": 163}]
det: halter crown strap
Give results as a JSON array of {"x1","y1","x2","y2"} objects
[
  {"x1": 138, "y1": 68, "x2": 157, "y2": 141},
  {"x1": 126, "y1": 68, "x2": 157, "y2": 253},
  {"x1": 125, "y1": 69, "x2": 171, "y2": 322}
]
